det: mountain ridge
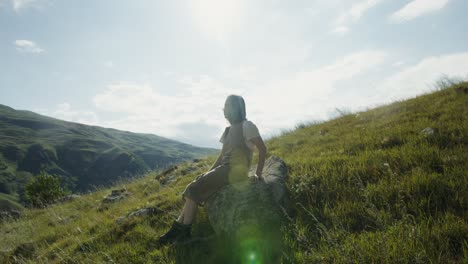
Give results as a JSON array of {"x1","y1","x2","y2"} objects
[{"x1": 0, "y1": 104, "x2": 217, "y2": 202}]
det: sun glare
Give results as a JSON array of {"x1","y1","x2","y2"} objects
[{"x1": 190, "y1": 0, "x2": 245, "y2": 40}]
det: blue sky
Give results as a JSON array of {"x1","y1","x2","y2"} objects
[{"x1": 1, "y1": 0, "x2": 468, "y2": 148}]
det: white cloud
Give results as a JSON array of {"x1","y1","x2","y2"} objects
[
  {"x1": 12, "y1": 0, "x2": 35, "y2": 11},
  {"x1": 104, "y1": 61, "x2": 114, "y2": 68},
  {"x1": 92, "y1": 77, "x2": 243, "y2": 148},
  {"x1": 11, "y1": 0, "x2": 51, "y2": 12},
  {"x1": 333, "y1": 0, "x2": 383, "y2": 34},
  {"x1": 392, "y1": 61, "x2": 406, "y2": 67},
  {"x1": 332, "y1": 26, "x2": 350, "y2": 35},
  {"x1": 389, "y1": 0, "x2": 450, "y2": 23},
  {"x1": 37, "y1": 102, "x2": 100, "y2": 126},
  {"x1": 91, "y1": 51, "x2": 387, "y2": 145},
  {"x1": 377, "y1": 52, "x2": 468, "y2": 101},
  {"x1": 189, "y1": 0, "x2": 247, "y2": 41},
  {"x1": 337, "y1": 0, "x2": 382, "y2": 24},
  {"x1": 14, "y1": 39, "x2": 44, "y2": 53},
  {"x1": 93, "y1": 83, "x2": 174, "y2": 115},
  {"x1": 89, "y1": 51, "x2": 468, "y2": 147},
  {"x1": 223, "y1": 65, "x2": 258, "y2": 82},
  {"x1": 246, "y1": 50, "x2": 388, "y2": 134}
]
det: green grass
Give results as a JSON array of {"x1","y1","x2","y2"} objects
[{"x1": 0, "y1": 82, "x2": 467, "y2": 263}]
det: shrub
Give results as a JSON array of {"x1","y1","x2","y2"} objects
[{"x1": 25, "y1": 172, "x2": 69, "y2": 207}]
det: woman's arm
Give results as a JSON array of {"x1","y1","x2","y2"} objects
[
  {"x1": 209, "y1": 144, "x2": 227, "y2": 170},
  {"x1": 250, "y1": 136, "x2": 267, "y2": 179}
]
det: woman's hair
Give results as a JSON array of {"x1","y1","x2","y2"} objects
[{"x1": 224, "y1": 94, "x2": 246, "y2": 124}]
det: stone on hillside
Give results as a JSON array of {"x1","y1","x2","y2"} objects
[
  {"x1": 205, "y1": 155, "x2": 289, "y2": 236},
  {"x1": 161, "y1": 165, "x2": 178, "y2": 176},
  {"x1": 128, "y1": 207, "x2": 163, "y2": 218},
  {"x1": 115, "y1": 217, "x2": 126, "y2": 225},
  {"x1": 156, "y1": 164, "x2": 200, "y2": 185},
  {"x1": 57, "y1": 215, "x2": 78, "y2": 225},
  {"x1": 181, "y1": 166, "x2": 197, "y2": 174},
  {"x1": 102, "y1": 188, "x2": 131, "y2": 203},
  {"x1": 0, "y1": 209, "x2": 22, "y2": 221},
  {"x1": 166, "y1": 174, "x2": 178, "y2": 184},
  {"x1": 318, "y1": 129, "x2": 329, "y2": 136},
  {"x1": 155, "y1": 165, "x2": 179, "y2": 185},
  {"x1": 57, "y1": 194, "x2": 81, "y2": 203},
  {"x1": 115, "y1": 207, "x2": 163, "y2": 224},
  {"x1": 421, "y1": 127, "x2": 436, "y2": 136},
  {"x1": 13, "y1": 241, "x2": 35, "y2": 259}
]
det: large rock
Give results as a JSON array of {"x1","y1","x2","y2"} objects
[{"x1": 205, "y1": 155, "x2": 289, "y2": 235}]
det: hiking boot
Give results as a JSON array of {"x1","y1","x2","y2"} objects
[{"x1": 158, "y1": 220, "x2": 192, "y2": 245}]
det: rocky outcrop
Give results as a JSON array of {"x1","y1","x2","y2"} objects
[
  {"x1": 155, "y1": 164, "x2": 200, "y2": 185},
  {"x1": 205, "y1": 156, "x2": 289, "y2": 235},
  {"x1": 115, "y1": 207, "x2": 163, "y2": 224},
  {"x1": 102, "y1": 188, "x2": 132, "y2": 203},
  {"x1": 57, "y1": 194, "x2": 81, "y2": 203},
  {"x1": 421, "y1": 127, "x2": 436, "y2": 136},
  {"x1": 0, "y1": 210, "x2": 22, "y2": 221}
]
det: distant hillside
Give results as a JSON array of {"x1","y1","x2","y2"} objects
[
  {"x1": 0, "y1": 104, "x2": 216, "y2": 201},
  {"x1": 0, "y1": 82, "x2": 466, "y2": 263}
]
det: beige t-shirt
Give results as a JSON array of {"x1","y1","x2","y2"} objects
[{"x1": 219, "y1": 120, "x2": 261, "y2": 150}]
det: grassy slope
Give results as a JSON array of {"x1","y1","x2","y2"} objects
[
  {"x1": 269, "y1": 83, "x2": 467, "y2": 263},
  {"x1": 0, "y1": 83, "x2": 467, "y2": 263}
]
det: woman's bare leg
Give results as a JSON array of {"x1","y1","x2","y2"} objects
[
  {"x1": 176, "y1": 198, "x2": 198, "y2": 225},
  {"x1": 176, "y1": 207, "x2": 185, "y2": 223}
]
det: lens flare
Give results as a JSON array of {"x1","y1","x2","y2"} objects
[{"x1": 238, "y1": 237, "x2": 263, "y2": 264}]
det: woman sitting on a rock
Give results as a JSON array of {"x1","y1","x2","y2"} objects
[{"x1": 158, "y1": 94, "x2": 267, "y2": 244}]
